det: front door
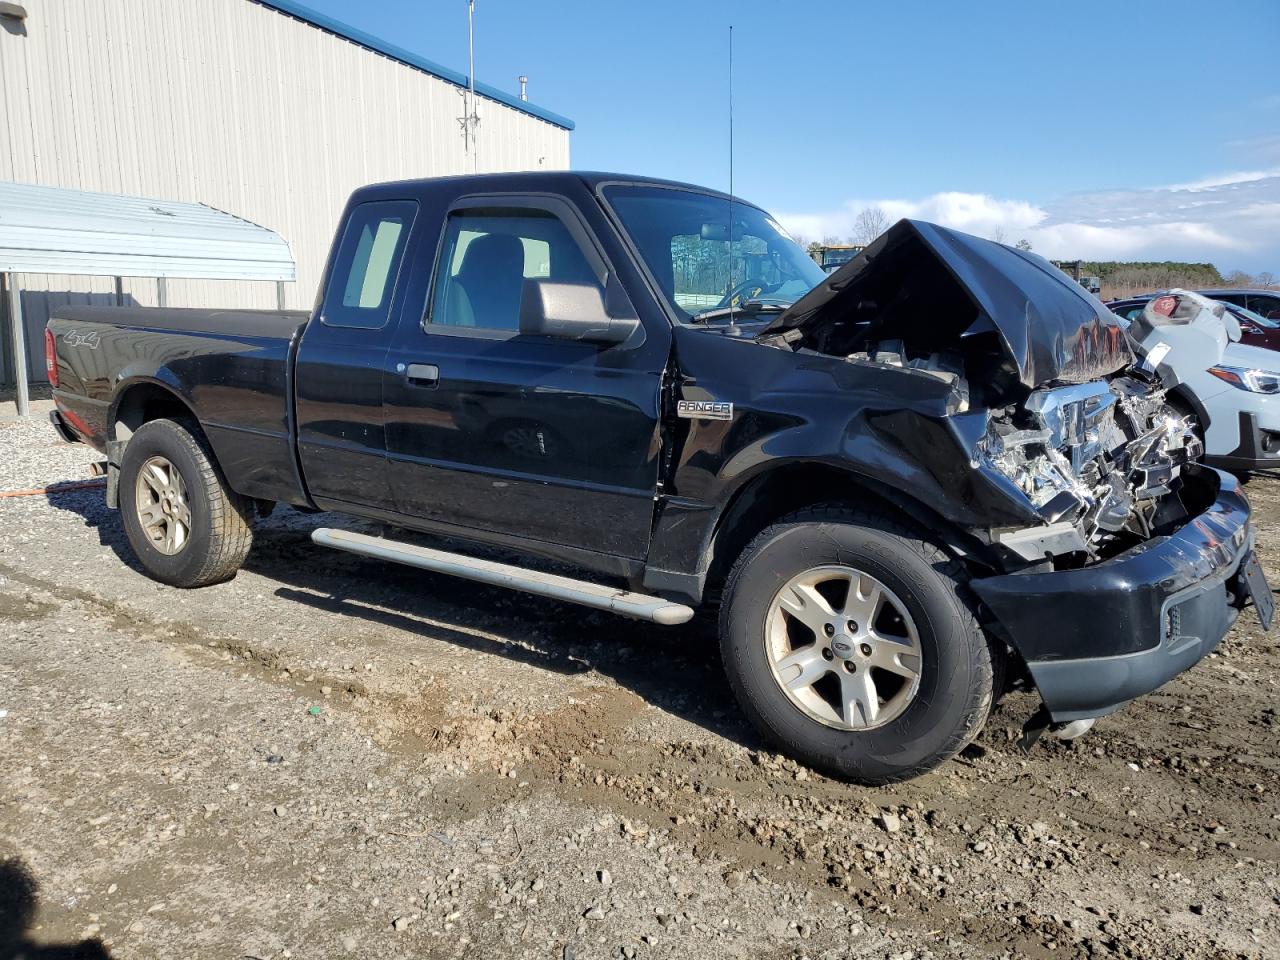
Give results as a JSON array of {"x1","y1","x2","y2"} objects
[{"x1": 382, "y1": 198, "x2": 667, "y2": 560}]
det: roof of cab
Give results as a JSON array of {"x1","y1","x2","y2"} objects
[{"x1": 352, "y1": 171, "x2": 740, "y2": 204}]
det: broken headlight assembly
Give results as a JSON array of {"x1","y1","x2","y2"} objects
[
  {"x1": 1208, "y1": 365, "x2": 1280, "y2": 394},
  {"x1": 978, "y1": 377, "x2": 1201, "y2": 562}
]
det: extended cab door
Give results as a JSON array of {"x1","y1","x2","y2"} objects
[
  {"x1": 294, "y1": 199, "x2": 419, "y2": 510},
  {"x1": 382, "y1": 193, "x2": 670, "y2": 560}
]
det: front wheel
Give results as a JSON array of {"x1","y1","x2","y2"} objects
[
  {"x1": 719, "y1": 506, "x2": 995, "y2": 784},
  {"x1": 119, "y1": 418, "x2": 254, "y2": 587}
]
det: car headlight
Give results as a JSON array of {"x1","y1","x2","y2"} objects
[{"x1": 1208, "y1": 365, "x2": 1280, "y2": 394}]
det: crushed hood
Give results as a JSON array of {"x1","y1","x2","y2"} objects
[
  {"x1": 1126, "y1": 289, "x2": 1280, "y2": 391},
  {"x1": 764, "y1": 219, "x2": 1133, "y2": 389}
]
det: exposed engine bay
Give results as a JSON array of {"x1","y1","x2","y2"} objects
[
  {"x1": 977, "y1": 374, "x2": 1202, "y2": 561},
  {"x1": 845, "y1": 339, "x2": 1202, "y2": 561}
]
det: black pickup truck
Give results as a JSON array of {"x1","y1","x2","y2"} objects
[{"x1": 46, "y1": 171, "x2": 1271, "y2": 784}]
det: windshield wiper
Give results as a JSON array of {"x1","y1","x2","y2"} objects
[{"x1": 687, "y1": 300, "x2": 792, "y2": 324}]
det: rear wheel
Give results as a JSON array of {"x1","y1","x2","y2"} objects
[
  {"x1": 119, "y1": 418, "x2": 254, "y2": 587},
  {"x1": 719, "y1": 505, "x2": 995, "y2": 784}
]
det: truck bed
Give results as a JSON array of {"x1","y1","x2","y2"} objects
[
  {"x1": 49, "y1": 305, "x2": 310, "y2": 506},
  {"x1": 52, "y1": 305, "x2": 309, "y2": 339}
]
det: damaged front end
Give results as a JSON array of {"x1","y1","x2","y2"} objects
[
  {"x1": 750, "y1": 218, "x2": 1264, "y2": 728},
  {"x1": 761, "y1": 218, "x2": 1204, "y2": 565},
  {"x1": 978, "y1": 375, "x2": 1202, "y2": 561}
]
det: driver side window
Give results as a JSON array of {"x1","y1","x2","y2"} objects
[{"x1": 428, "y1": 208, "x2": 602, "y2": 332}]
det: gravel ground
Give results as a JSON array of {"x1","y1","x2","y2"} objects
[{"x1": 1, "y1": 415, "x2": 1277, "y2": 960}]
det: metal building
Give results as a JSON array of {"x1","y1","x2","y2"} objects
[{"x1": 0, "y1": 0, "x2": 573, "y2": 387}]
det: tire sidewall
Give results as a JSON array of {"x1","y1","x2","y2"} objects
[
  {"x1": 119, "y1": 421, "x2": 216, "y2": 586},
  {"x1": 723, "y1": 519, "x2": 986, "y2": 781}
]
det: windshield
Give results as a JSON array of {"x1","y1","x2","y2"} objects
[{"x1": 604, "y1": 185, "x2": 825, "y2": 321}]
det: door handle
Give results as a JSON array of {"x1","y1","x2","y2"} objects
[{"x1": 404, "y1": 362, "x2": 439, "y2": 385}]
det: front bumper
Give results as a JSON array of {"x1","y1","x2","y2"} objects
[
  {"x1": 1205, "y1": 411, "x2": 1280, "y2": 471},
  {"x1": 972, "y1": 468, "x2": 1255, "y2": 722}
]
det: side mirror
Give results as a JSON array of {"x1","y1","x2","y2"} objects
[{"x1": 519, "y1": 279, "x2": 639, "y2": 345}]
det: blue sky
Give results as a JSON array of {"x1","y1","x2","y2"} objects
[{"x1": 301, "y1": 0, "x2": 1280, "y2": 272}]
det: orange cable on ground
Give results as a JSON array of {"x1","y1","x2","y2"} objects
[{"x1": 0, "y1": 478, "x2": 107, "y2": 499}]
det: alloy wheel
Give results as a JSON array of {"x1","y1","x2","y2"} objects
[
  {"x1": 765, "y1": 565, "x2": 922, "y2": 730},
  {"x1": 134, "y1": 455, "x2": 192, "y2": 555}
]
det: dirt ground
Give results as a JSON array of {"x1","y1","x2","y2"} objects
[{"x1": 1, "y1": 415, "x2": 1277, "y2": 960}]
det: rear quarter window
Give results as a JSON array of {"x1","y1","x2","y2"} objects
[{"x1": 322, "y1": 200, "x2": 418, "y2": 329}]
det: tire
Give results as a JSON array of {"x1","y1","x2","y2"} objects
[
  {"x1": 119, "y1": 418, "x2": 254, "y2": 588},
  {"x1": 719, "y1": 505, "x2": 994, "y2": 785}
]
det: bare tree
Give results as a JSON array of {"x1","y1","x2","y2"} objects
[
  {"x1": 1256, "y1": 270, "x2": 1276, "y2": 288},
  {"x1": 852, "y1": 207, "x2": 890, "y2": 245},
  {"x1": 990, "y1": 225, "x2": 1008, "y2": 244},
  {"x1": 1015, "y1": 238, "x2": 1033, "y2": 252},
  {"x1": 1224, "y1": 269, "x2": 1253, "y2": 287}
]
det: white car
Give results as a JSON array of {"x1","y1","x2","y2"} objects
[{"x1": 1124, "y1": 290, "x2": 1280, "y2": 472}]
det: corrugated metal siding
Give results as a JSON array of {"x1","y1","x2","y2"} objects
[
  {"x1": 0, "y1": 0, "x2": 570, "y2": 383},
  {"x1": 0, "y1": 180, "x2": 295, "y2": 279}
]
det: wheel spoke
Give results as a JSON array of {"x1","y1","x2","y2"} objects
[
  {"x1": 868, "y1": 638, "x2": 921, "y2": 680},
  {"x1": 775, "y1": 644, "x2": 829, "y2": 691},
  {"x1": 842, "y1": 572, "x2": 884, "y2": 626},
  {"x1": 839, "y1": 668, "x2": 881, "y2": 728},
  {"x1": 778, "y1": 583, "x2": 836, "y2": 635},
  {"x1": 142, "y1": 463, "x2": 168, "y2": 498},
  {"x1": 138, "y1": 501, "x2": 165, "y2": 529}
]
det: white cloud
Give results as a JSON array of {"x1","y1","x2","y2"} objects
[
  {"x1": 776, "y1": 169, "x2": 1280, "y2": 272},
  {"x1": 1159, "y1": 167, "x2": 1280, "y2": 191},
  {"x1": 777, "y1": 193, "x2": 1044, "y2": 246}
]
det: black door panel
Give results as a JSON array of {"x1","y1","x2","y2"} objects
[
  {"x1": 295, "y1": 326, "x2": 394, "y2": 508},
  {"x1": 384, "y1": 332, "x2": 662, "y2": 558}
]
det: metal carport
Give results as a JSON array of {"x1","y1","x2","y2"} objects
[{"x1": 1, "y1": 180, "x2": 295, "y2": 416}]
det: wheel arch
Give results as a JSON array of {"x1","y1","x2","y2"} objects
[
  {"x1": 105, "y1": 380, "x2": 205, "y2": 509},
  {"x1": 1166, "y1": 383, "x2": 1211, "y2": 434},
  {"x1": 701, "y1": 460, "x2": 998, "y2": 600},
  {"x1": 110, "y1": 378, "x2": 199, "y2": 444}
]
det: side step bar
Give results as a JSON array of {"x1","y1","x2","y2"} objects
[{"x1": 311, "y1": 528, "x2": 695, "y2": 626}]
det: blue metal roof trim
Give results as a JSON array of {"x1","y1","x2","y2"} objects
[{"x1": 253, "y1": 0, "x2": 575, "y2": 131}]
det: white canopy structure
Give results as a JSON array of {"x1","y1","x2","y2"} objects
[
  {"x1": 1, "y1": 181, "x2": 295, "y2": 415},
  {"x1": 0, "y1": 180, "x2": 295, "y2": 279}
]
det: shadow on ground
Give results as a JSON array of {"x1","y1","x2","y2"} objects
[
  {"x1": 46, "y1": 492, "x2": 758, "y2": 750},
  {"x1": 0, "y1": 858, "x2": 111, "y2": 960}
]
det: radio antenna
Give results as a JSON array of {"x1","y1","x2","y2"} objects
[
  {"x1": 726, "y1": 24, "x2": 739, "y2": 335},
  {"x1": 459, "y1": 0, "x2": 480, "y2": 172}
]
